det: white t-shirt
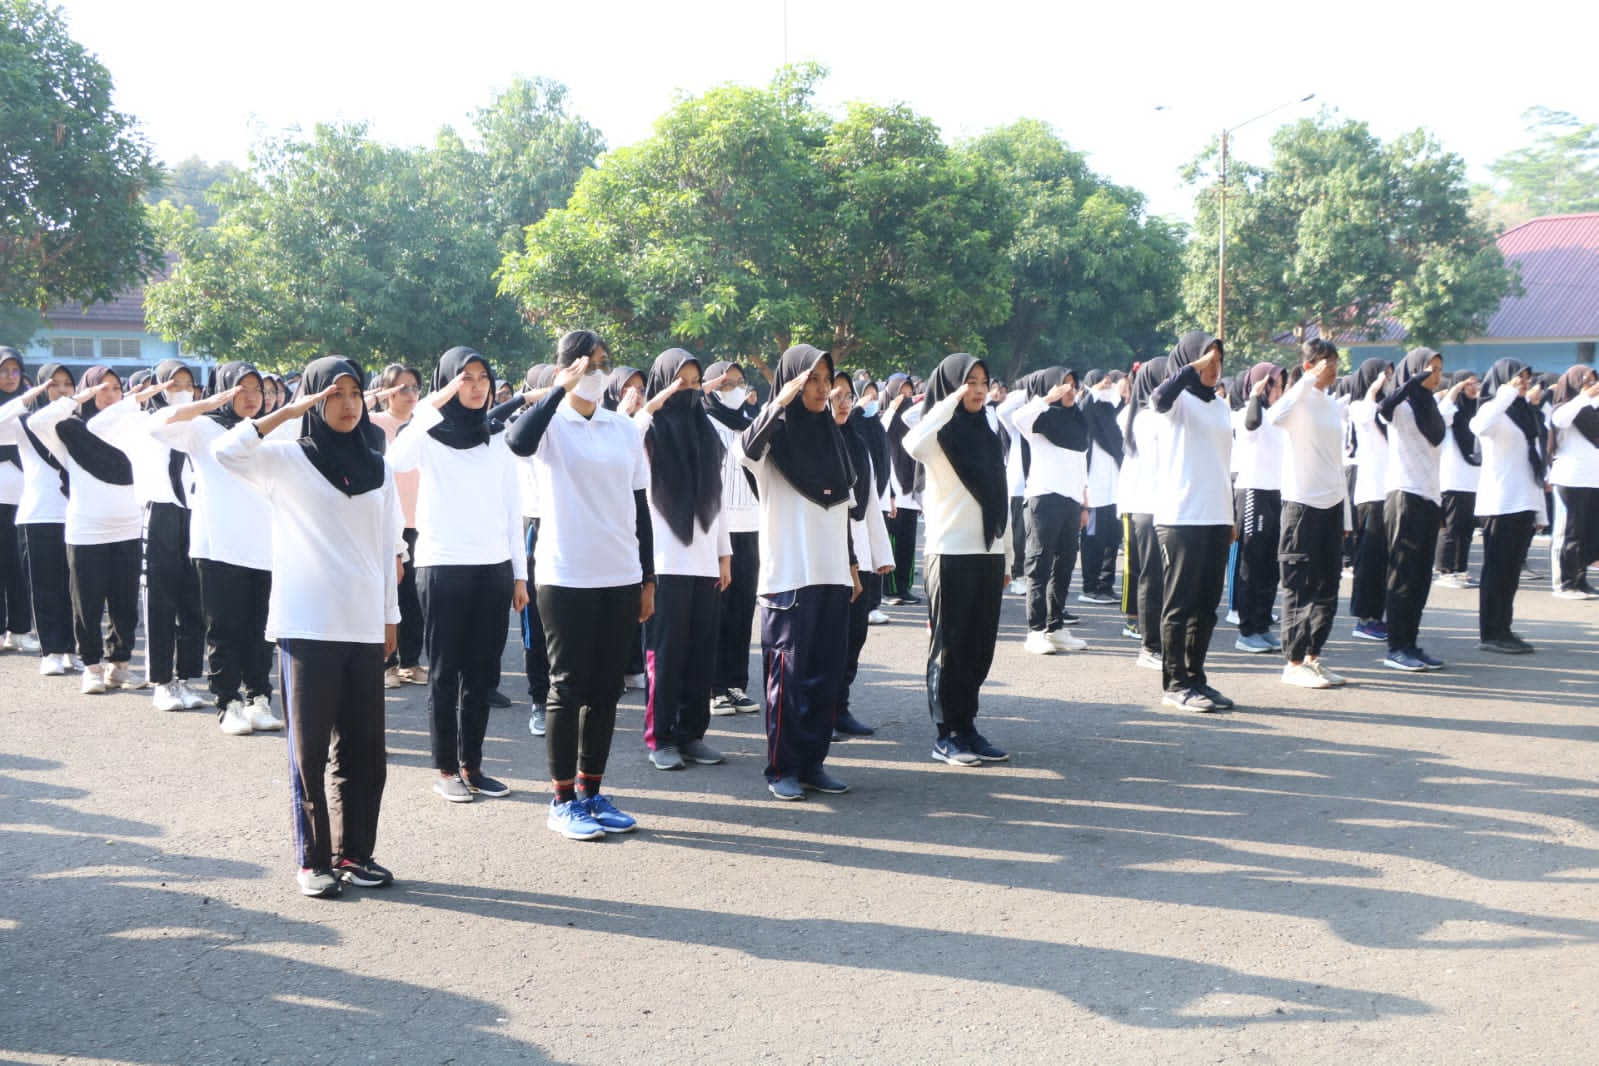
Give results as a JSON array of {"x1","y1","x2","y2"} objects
[
  {"x1": 25, "y1": 396, "x2": 142, "y2": 545},
  {"x1": 1436, "y1": 398, "x2": 1483, "y2": 495},
  {"x1": 1348, "y1": 399, "x2": 1391, "y2": 506},
  {"x1": 1551, "y1": 395, "x2": 1599, "y2": 489},
  {"x1": 1383, "y1": 399, "x2": 1443, "y2": 505},
  {"x1": 214, "y1": 424, "x2": 402, "y2": 643},
  {"x1": 739, "y1": 407, "x2": 854, "y2": 595},
  {"x1": 902, "y1": 393, "x2": 1011, "y2": 565},
  {"x1": 1152, "y1": 386, "x2": 1233, "y2": 527},
  {"x1": 1266, "y1": 375, "x2": 1347, "y2": 511},
  {"x1": 152, "y1": 414, "x2": 273, "y2": 569},
  {"x1": 1012, "y1": 396, "x2": 1089, "y2": 504},
  {"x1": 1470, "y1": 388, "x2": 1547, "y2": 519},
  {"x1": 0, "y1": 397, "x2": 68, "y2": 524},
  {"x1": 1231, "y1": 403, "x2": 1286, "y2": 493},
  {"x1": 632, "y1": 409, "x2": 732, "y2": 579}
]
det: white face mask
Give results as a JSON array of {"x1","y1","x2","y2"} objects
[
  {"x1": 717, "y1": 386, "x2": 749, "y2": 409},
  {"x1": 859, "y1": 399, "x2": 879, "y2": 419},
  {"x1": 167, "y1": 389, "x2": 193, "y2": 405},
  {"x1": 572, "y1": 370, "x2": 607, "y2": 403}
]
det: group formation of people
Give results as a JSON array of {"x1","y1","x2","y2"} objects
[{"x1": 0, "y1": 330, "x2": 1593, "y2": 900}]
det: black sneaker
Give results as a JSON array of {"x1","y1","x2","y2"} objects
[
  {"x1": 334, "y1": 856, "x2": 394, "y2": 888},
  {"x1": 1056, "y1": 609, "x2": 1081, "y2": 626},
  {"x1": 725, "y1": 687, "x2": 760, "y2": 713},
  {"x1": 463, "y1": 770, "x2": 511, "y2": 797},
  {"x1": 964, "y1": 731, "x2": 1009, "y2": 762},
  {"x1": 833, "y1": 710, "x2": 875, "y2": 737},
  {"x1": 486, "y1": 689, "x2": 512, "y2": 709},
  {"x1": 1195, "y1": 684, "x2": 1235, "y2": 711},
  {"x1": 898, "y1": 592, "x2": 922, "y2": 606},
  {"x1": 798, "y1": 768, "x2": 850, "y2": 794}
]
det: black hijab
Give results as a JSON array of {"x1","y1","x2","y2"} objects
[
  {"x1": 849, "y1": 383, "x2": 891, "y2": 497},
  {"x1": 0, "y1": 349, "x2": 24, "y2": 468},
  {"x1": 1018, "y1": 367, "x2": 1089, "y2": 452},
  {"x1": 702, "y1": 360, "x2": 755, "y2": 433},
  {"x1": 833, "y1": 373, "x2": 875, "y2": 521},
  {"x1": 1123, "y1": 356, "x2": 1169, "y2": 459},
  {"x1": 427, "y1": 346, "x2": 500, "y2": 450},
  {"x1": 55, "y1": 366, "x2": 133, "y2": 486},
  {"x1": 1348, "y1": 357, "x2": 1392, "y2": 446},
  {"x1": 603, "y1": 367, "x2": 643, "y2": 412},
  {"x1": 1085, "y1": 371, "x2": 1127, "y2": 467},
  {"x1": 883, "y1": 371, "x2": 919, "y2": 493},
  {"x1": 1551, "y1": 366, "x2": 1599, "y2": 453},
  {"x1": 916, "y1": 353, "x2": 1007, "y2": 548},
  {"x1": 1445, "y1": 370, "x2": 1481, "y2": 465},
  {"x1": 20, "y1": 362, "x2": 71, "y2": 496},
  {"x1": 204, "y1": 362, "x2": 261, "y2": 431},
  {"x1": 1391, "y1": 347, "x2": 1446, "y2": 447},
  {"x1": 643, "y1": 349, "x2": 725, "y2": 545},
  {"x1": 296, "y1": 357, "x2": 387, "y2": 498},
  {"x1": 1168, "y1": 331, "x2": 1222, "y2": 401},
  {"x1": 1480, "y1": 357, "x2": 1543, "y2": 480},
  {"x1": 767, "y1": 345, "x2": 854, "y2": 509}
]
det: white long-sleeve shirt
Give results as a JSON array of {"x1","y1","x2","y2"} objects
[
  {"x1": 1551, "y1": 395, "x2": 1599, "y2": 489},
  {"x1": 25, "y1": 396, "x2": 142, "y2": 545},
  {"x1": 902, "y1": 393, "x2": 1012, "y2": 567},
  {"x1": 1012, "y1": 395, "x2": 1089, "y2": 504},
  {"x1": 1348, "y1": 399, "x2": 1391, "y2": 506},
  {"x1": 385, "y1": 404, "x2": 526, "y2": 580},
  {"x1": 1084, "y1": 390, "x2": 1123, "y2": 509},
  {"x1": 0, "y1": 397, "x2": 68, "y2": 524},
  {"x1": 709, "y1": 417, "x2": 760, "y2": 534},
  {"x1": 215, "y1": 424, "x2": 402, "y2": 643},
  {"x1": 1266, "y1": 374, "x2": 1348, "y2": 512},
  {"x1": 1151, "y1": 385, "x2": 1233, "y2": 527},
  {"x1": 1437, "y1": 398, "x2": 1482, "y2": 495},
  {"x1": 1383, "y1": 399, "x2": 1442, "y2": 505},
  {"x1": 739, "y1": 407, "x2": 854, "y2": 595},
  {"x1": 151, "y1": 414, "x2": 273, "y2": 569},
  {"x1": 1231, "y1": 404, "x2": 1286, "y2": 493},
  {"x1": 1470, "y1": 388, "x2": 1547, "y2": 519}
]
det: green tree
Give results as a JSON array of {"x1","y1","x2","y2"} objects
[
  {"x1": 1486, "y1": 106, "x2": 1599, "y2": 222},
  {"x1": 147, "y1": 82, "x2": 602, "y2": 372},
  {"x1": 145, "y1": 156, "x2": 240, "y2": 228},
  {"x1": 0, "y1": 0, "x2": 163, "y2": 311},
  {"x1": 969, "y1": 120, "x2": 1183, "y2": 380},
  {"x1": 1180, "y1": 113, "x2": 1514, "y2": 363}
]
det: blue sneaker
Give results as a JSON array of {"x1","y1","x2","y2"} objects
[
  {"x1": 1352, "y1": 620, "x2": 1388, "y2": 642},
  {"x1": 1413, "y1": 647, "x2": 1446, "y2": 669},
  {"x1": 932, "y1": 735, "x2": 981, "y2": 766},
  {"x1": 1384, "y1": 649, "x2": 1427, "y2": 673},
  {"x1": 964, "y1": 731, "x2": 1009, "y2": 763},
  {"x1": 798, "y1": 768, "x2": 850, "y2": 794},
  {"x1": 582, "y1": 793, "x2": 637, "y2": 834},
  {"x1": 768, "y1": 775, "x2": 805, "y2": 801},
  {"x1": 547, "y1": 798, "x2": 605, "y2": 840},
  {"x1": 1234, "y1": 633, "x2": 1274, "y2": 653}
]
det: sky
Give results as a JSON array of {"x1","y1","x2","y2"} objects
[{"x1": 50, "y1": 0, "x2": 1599, "y2": 222}]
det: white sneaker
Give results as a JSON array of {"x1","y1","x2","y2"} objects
[
  {"x1": 1225, "y1": 609, "x2": 1241, "y2": 626},
  {"x1": 1007, "y1": 578, "x2": 1028, "y2": 596},
  {"x1": 152, "y1": 682, "x2": 186, "y2": 712},
  {"x1": 866, "y1": 609, "x2": 890, "y2": 625},
  {"x1": 177, "y1": 681, "x2": 213, "y2": 709},
  {"x1": 383, "y1": 665, "x2": 403, "y2": 689},
  {"x1": 39, "y1": 654, "x2": 67, "y2": 677},
  {"x1": 1282, "y1": 662, "x2": 1332, "y2": 689},
  {"x1": 1553, "y1": 587, "x2": 1594, "y2": 601},
  {"x1": 1047, "y1": 629, "x2": 1087, "y2": 651},
  {"x1": 12, "y1": 632, "x2": 40, "y2": 653},
  {"x1": 1306, "y1": 659, "x2": 1348, "y2": 687},
  {"x1": 247, "y1": 694, "x2": 284, "y2": 732},
  {"x1": 218, "y1": 700, "x2": 253, "y2": 736},
  {"x1": 0, "y1": 631, "x2": 15, "y2": 651},
  {"x1": 1135, "y1": 649, "x2": 1163, "y2": 671},
  {"x1": 81, "y1": 665, "x2": 107, "y2": 695},
  {"x1": 104, "y1": 662, "x2": 137, "y2": 689},
  {"x1": 1024, "y1": 631, "x2": 1057, "y2": 655}
]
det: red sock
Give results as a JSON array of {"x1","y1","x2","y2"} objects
[
  {"x1": 577, "y1": 773, "x2": 603, "y2": 799},
  {"x1": 553, "y1": 778, "x2": 576, "y2": 805}
]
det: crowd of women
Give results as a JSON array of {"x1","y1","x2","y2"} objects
[{"x1": 0, "y1": 332, "x2": 1594, "y2": 899}]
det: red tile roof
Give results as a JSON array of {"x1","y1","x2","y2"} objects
[{"x1": 1488, "y1": 213, "x2": 1599, "y2": 339}]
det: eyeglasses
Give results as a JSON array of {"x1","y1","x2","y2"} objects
[{"x1": 395, "y1": 385, "x2": 420, "y2": 396}]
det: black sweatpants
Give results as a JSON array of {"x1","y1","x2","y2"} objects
[
  {"x1": 540, "y1": 582, "x2": 640, "y2": 782},
  {"x1": 0, "y1": 502, "x2": 32, "y2": 634},
  {"x1": 925, "y1": 553, "x2": 1004, "y2": 738},
  {"x1": 420, "y1": 561, "x2": 513, "y2": 774},
  {"x1": 644, "y1": 574, "x2": 721, "y2": 751},
  {"x1": 1349, "y1": 500, "x2": 1388, "y2": 623},
  {"x1": 67, "y1": 539, "x2": 140, "y2": 666},
  {"x1": 1383, "y1": 491, "x2": 1441, "y2": 654},
  {"x1": 1437, "y1": 490, "x2": 1477, "y2": 575},
  {"x1": 761, "y1": 584, "x2": 850, "y2": 781},
  {"x1": 1478, "y1": 510, "x2": 1537, "y2": 641},
  {"x1": 1233, "y1": 488, "x2": 1282, "y2": 637},
  {"x1": 1156, "y1": 524, "x2": 1230, "y2": 693},
  {"x1": 1279, "y1": 501, "x2": 1343, "y2": 663},
  {"x1": 1556, "y1": 486, "x2": 1598, "y2": 591},
  {"x1": 518, "y1": 519, "x2": 549, "y2": 704},
  {"x1": 387, "y1": 527, "x2": 423, "y2": 670},
  {"x1": 840, "y1": 570, "x2": 883, "y2": 716},
  {"x1": 142, "y1": 502, "x2": 203, "y2": 685},
  {"x1": 885, "y1": 508, "x2": 920, "y2": 598},
  {"x1": 1125, "y1": 513, "x2": 1162, "y2": 655},
  {"x1": 198, "y1": 558, "x2": 273, "y2": 705},
  {"x1": 713, "y1": 530, "x2": 759, "y2": 696},
  {"x1": 1025, "y1": 492, "x2": 1081, "y2": 632},
  {"x1": 1009, "y1": 498, "x2": 1027, "y2": 581},
  {"x1": 1079, "y1": 502, "x2": 1122, "y2": 597},
  {"x1": 279, "y1": 638, "x2": 387, "y2": 871},
  {"x1": 21, "y1": 523, "x2": 72, "y2": 655}
]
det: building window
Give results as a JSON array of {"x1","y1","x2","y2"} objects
[
  {"x1": 101, "y1": 338, "x2": 143, "y2": 360},
  {"x1": 50, "y1": 337, "x2": 95, "y2": 359},
  {"x1": 1580, "y1": 342, "x2": 1596, "y2": 365}
]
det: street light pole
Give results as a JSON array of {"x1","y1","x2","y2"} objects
[{"x1": 1215, "y1": 93, "x2": 1316, "y2": 344}]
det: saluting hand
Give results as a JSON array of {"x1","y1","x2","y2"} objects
[
  {"x1": 775, "y1": 374, "x2": 808, "y2": 408},
  {"x1": 132, "y1": 379, "x2": 175, "y2": 405},
  {"x1": 429, "y1": 372, "x2": 468, "y2": 409},
  {"x1": 553, "y1": 357, "x2": 590, "y2": 394},
  {"x1": 1045, "y1": 381, "x2": 1077, "y2": 407}
]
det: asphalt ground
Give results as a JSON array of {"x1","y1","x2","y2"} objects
[{"x1": 2, "y1": 547, "x2": 1598, "y2": 1064}]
